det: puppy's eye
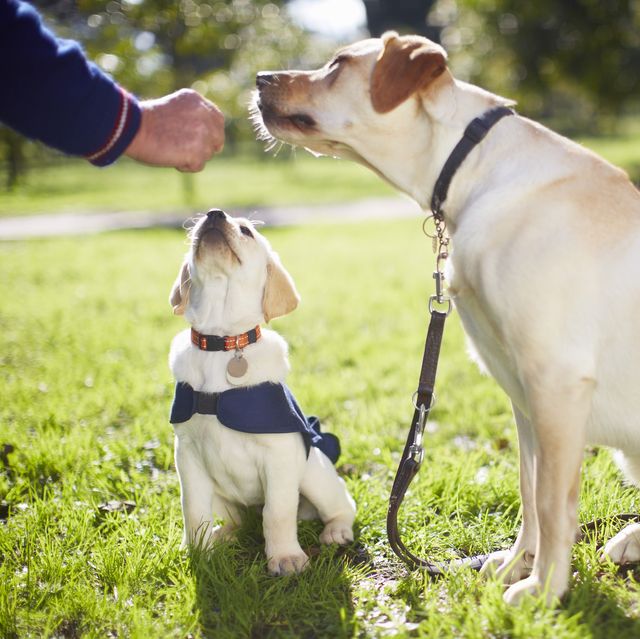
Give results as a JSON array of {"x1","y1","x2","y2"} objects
[{"x1": 240, "y1": 225, "x2": 253, "y2": 238}]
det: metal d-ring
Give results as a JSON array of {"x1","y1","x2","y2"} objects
[
  {"x1": 411, "y1": 390, "x2": 436, "y2": 412},
  {"x1": 429, "y1": 294, "x2": 452, "y2": 316}
]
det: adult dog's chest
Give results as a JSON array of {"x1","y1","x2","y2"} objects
[{"x1": 447, "y1": 260, "x2": 527, "y2": 413}]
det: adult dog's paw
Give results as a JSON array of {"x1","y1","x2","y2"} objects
[
  {"x1": 503, "y1": 575, "x2": 562, "y2": 606},
  {"x1": 319, "y1": 519, "x2": 354, "y2": 545},
  {"x1": 480, "y1": 549, "x2": 533, "y2": 584},
  {"x1": 601, "y1": 523, "x2": 640, "y2": 565},
  {"x1": 267, "y1": 549, "x2": 309, "y2": 576}
]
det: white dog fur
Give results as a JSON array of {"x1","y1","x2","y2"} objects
[
  {"x1": 252, "y1": 31, "x2": 640, "y2": 602},
  {"x1": 169, "y1": 210, "x2": 355, "y2": 575}
]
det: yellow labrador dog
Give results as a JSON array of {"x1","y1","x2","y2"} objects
[
  {"x1": 252, "y1": 31, "x2": 640, "y2": 603},
  {"x1": 169, "y1": 210, "x2": 355, "y2": 574}
]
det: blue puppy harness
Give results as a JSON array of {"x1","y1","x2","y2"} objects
[{"x1": 170, "y1": 381, "x2": 341, "y2": 464}]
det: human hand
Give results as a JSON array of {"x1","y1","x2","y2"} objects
[{"x1": 125, "y1": 89, "x2": 225, "y2": 172}]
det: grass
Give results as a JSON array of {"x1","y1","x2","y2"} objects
[
  {"x1": 0, "y1": 152, "x2": 395, "y2": 217},
  {"x1": 1, "y1": 218, "x2": 640, "y2": 638}
]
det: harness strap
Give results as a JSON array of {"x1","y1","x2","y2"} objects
[{"x1": 193, "y1": 389, "x2": 219, "y2": 416}]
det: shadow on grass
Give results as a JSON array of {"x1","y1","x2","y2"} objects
[{"x1": 188, "y1": 510, "x2": 365, "y2": 639}]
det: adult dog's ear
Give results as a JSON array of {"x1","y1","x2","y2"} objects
[
  {"x1": 170, "y1": 260, "x2": 191, "y2": 315},
  {"x1": 262, "y1": 253, "x2": 300, "y2": 323},
  {"x1": 371, "y1": 31, "x2": 448, "y2": 114}
]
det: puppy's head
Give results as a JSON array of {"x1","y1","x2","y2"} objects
[
  {"x1": 251, "y1": 31, "x2": 449, "y2": 159},
  {"x1": 170, "y1": 209, "x2": 300, "y2": 329}
]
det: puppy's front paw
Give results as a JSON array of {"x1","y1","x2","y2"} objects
[
  {"x1": 319, "y1": 519, "x2": 354, "y2": 545},
  {"x1": 600, "y1": 523, "x2": 640, "y2": 565},
  {"x1": 267, "y1": 549, "x2": 309, "y2": 576},
  {"x1": 480, "y1": 549, "x2": 533, "y2": 584}
]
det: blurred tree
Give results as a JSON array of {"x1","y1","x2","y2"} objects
[
  {"x1": 362, "y1": 0, "x2": 441, "y2": 41},
  {"x1": 448, "y1": 0, "x2": 640, "y2": 130},
  {"x1": 35, "y1": 0, "x2": 307, "y2": 145},
  {"x1": 0, "y1": 129, "x2": 26, "y2": 191},
  {"x1": 3, "y1": 0, "x2": 309, "y2": 190}
]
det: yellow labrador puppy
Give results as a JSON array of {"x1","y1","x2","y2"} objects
[
  {"x1": 252, "y1": 32, "x2": 640, "y2": 602},
  {"x1": 169, "y1": 209, "x2": 355, "y2": 575}
]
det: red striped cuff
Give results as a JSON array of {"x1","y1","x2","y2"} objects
[{"x1": 86, "y1": 88, "x2": 141, "y2": 167}]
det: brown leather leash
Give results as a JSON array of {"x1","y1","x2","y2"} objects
[
  {"x1": 386, "y1": 304, "x2": 490, "y2": 573},
  {"x1": 386, "y1": 105, "x2": 640, "y2": 573}
]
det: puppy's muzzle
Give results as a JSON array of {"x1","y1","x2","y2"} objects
[
  {"x1": 206, "y1": 208, "x2": 226, "y2": 221},
  {"x1": 195, "y1": 209, "x2": 233, "y2": 253}
]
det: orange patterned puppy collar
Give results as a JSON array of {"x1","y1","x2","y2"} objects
[{"x1": 190, "y1": 326, "x2": 262, "y2": 351}]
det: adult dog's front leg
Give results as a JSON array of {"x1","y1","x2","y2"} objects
[
  {"x1": 481, "y1": 404, "x2": 537, "y2": 583},
  {"x1": 503, "y1": 374, "x2": 593, "y2": 605}
]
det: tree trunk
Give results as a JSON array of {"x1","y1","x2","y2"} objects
[{"x1": 2, "y1": 128, "x2": 26, "y2": 191}]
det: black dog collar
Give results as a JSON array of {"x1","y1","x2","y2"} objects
[{"x1": 431, "y1": 105, "x2": 515, "y2": 218}]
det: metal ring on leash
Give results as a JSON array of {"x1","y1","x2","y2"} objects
[
  {"x1": 411, "y1": 390, "x2": 436, "y2": 412},
  {"x1": 428, "y1": 295, "x2": 452, "y2": 316}
]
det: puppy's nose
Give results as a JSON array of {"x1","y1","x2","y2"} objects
[
  {"x1": 256, "y1": 72, "x2": 275, "y2": 88},
  {"x1": 206, "y1": 209, "x2": 226, "y2": 220}
]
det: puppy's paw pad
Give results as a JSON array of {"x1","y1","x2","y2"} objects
[
  {"x1": 268, "y1": 551, "x2": 309, "y2": 576},
  {"x1": 601, "y1": 523, "x2": 640, "y2": 565},
  {"x1": 319, "y1": 521, "x2": 354, "y2": 545}
]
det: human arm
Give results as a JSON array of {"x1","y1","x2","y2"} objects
[
  {"x1": 0, "y1": 0, "x2": 224, "y2": 169},
  {"x1": 0, "y1": 0, "x2": 140, "y2": 166}
]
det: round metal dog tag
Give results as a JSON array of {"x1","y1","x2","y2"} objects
[{"x1": 226, "y1": 353, "x2": 249, "y2": 385}]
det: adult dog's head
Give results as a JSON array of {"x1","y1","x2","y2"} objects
[
  {"x1": 251, "y1": 31, "x2": 450, "y2": 159},
  {"x1": 170, "y1": 209, "x2": 299, "y2": 332},
  {"x1": 251, "y1": 31, "x2": 512, "y2": 202}
]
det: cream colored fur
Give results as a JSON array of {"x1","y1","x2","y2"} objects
[
  {"x1": 169, "y1": 211, "x2": 355, "y2": 575},
  {"x1": 253, "y1": 31, "x2": 640, "y2": 601}
]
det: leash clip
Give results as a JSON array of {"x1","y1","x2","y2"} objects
[{"x1": 429, "y1": 271, "x2": 452, "y2": 316}]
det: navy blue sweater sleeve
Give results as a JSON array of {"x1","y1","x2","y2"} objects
[{"x1": 0, "y1": 0, "x2": 141, "y2": 166}]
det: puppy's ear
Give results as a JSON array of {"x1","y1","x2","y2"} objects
[
  {"x1": 371, "y1": 31, "x2": 448, "y2": 114},
  {"x1": 262, "y1": 253, "x2": 300, "y2": 323},
  {"x1": 169, "y1": 260, "x2": 191, "y2": 315}
]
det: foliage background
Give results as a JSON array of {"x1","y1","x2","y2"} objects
[{"x1": 3, "y1": 0, "x2": 640, "y2": 192}]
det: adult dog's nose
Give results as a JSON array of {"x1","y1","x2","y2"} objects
[
  {"x1": 256, "y1": 72, "x2": 274, "y2": 88},
  {"x1": 206, "y1": 209, "x2": 226, "y2": 220}
]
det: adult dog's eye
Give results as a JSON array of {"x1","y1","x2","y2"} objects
[
  {"x1": 240, "y1": 225, "x2": 253, "y2": 238},
  {"x1": 329, "y1": 55, "x2": 348, "y2": 69}
]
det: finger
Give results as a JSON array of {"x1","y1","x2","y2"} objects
[{"x1": 177, "y1": 156, "x2": 207, "y2": 172}]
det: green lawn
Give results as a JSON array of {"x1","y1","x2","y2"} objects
[
  {"x1": 0, "y1": 152, "x2": 395, "y2": 217},
  {"x1": 1, "y1": 219, "x2": 639, "y2": 638}
]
